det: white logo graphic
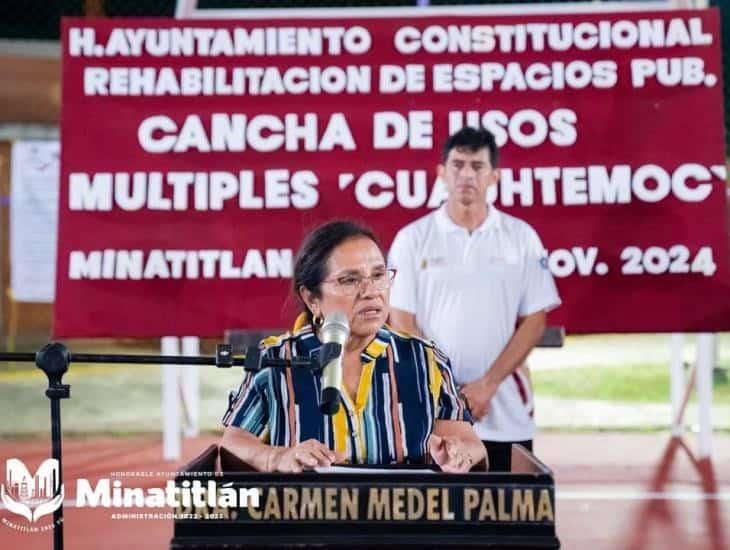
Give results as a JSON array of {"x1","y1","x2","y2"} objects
[{"x1": 1, "y1": 458, "x2": 64, "y2": 522}]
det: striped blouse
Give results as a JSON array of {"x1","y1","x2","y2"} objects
[{"x1": 222, "y1": 323, "x2": 472, "y2": 465}]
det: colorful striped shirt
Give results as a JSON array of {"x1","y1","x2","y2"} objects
[{"x1": 222, "y1": 323, "x2": 471, "y2": 465}]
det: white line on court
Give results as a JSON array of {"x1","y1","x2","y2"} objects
[
  {"x1": 1, "y1": 491, "x2": 729, "y2": 511},
  {"x1": 557, "y1": 489, "x2": 730, "y2": 501}
]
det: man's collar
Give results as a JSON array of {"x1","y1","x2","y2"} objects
[{"x1": 435, "y1": 203, "x2": 502, "y2": 234}]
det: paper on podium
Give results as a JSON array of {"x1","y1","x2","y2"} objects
[{"x1": 314, "y1": 465, "x2": 436, "y2": 474}]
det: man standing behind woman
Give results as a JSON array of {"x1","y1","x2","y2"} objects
[{"x1": 389, "y1": 127, "x2": 561, "y2": 472}]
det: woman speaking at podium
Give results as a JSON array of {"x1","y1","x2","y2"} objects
[{"x1": 221, "y1": 221, "x2": 486, "y2": 473}]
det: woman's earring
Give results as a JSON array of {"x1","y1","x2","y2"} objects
[{"x1": 312, "y1": 312, "x2": 323, "y2": 327}]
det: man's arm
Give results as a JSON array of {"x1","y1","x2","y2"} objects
[
  {"x1": 389, "y1": 307, "x2": 424, "y2": 338},
  {"x1": 460, "y1": 310, "x2": 546, "y2": 419},
  {"x1": 484, "y1": 309, "x2": 546, "y2": 388}
]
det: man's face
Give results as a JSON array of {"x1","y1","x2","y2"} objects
[{"x1": 438, "y1": 147, "x2": 499, "y2": 207}]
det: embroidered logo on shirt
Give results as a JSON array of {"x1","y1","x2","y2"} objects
[
  {"x1": 421, "y1": 257, "x2": 446, "y2": 269},
  {"x1": 487, "y1": 252, "x2": 519, "y2": 265}
]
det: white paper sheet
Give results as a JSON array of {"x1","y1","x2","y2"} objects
[
  {"x1": 9, "y1": 141, "x2": 60, "y2": 303},
  {"x1": 314, "y1": 466, "x2": 436, "y2": 474}
]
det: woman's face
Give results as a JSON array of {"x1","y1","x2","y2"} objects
[{"x1": 307, "y1": 237, "x2": 391, "y2": 341}]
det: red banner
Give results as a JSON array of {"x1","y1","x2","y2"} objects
[{"x1": 57, "y1": 9, "x2": 729, "y2": 337}]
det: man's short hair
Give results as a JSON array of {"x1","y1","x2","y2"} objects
[{"x1": 441, "y1": 127, "x2": 499, "y2": 168}]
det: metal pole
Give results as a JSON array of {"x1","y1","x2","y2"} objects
[
  {"x1": 696, "y1": 333, "x2": 715, "y2": 459},
  {"x1": 0, "y1": 350, "x2": 311, "y2": 368},
  {"x1": 35, "y1": 343, "x2": 71, "y2": 550},
  {"x1": 181, "y1": 336, "x2": 200, "y2": 438},
  {"x1": 50, "y1": 397, "x2": 64, "y2": 550},
  {"x1": 161, "y1": 336, "x2": 181, "y2": 460},
  {"x1": 669, "y1": 333, "x2": 685, "y2": 435}
]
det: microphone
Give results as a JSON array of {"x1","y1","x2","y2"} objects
[{"x1": 318, "y1": 312, "x2": 350, "y2": 415}]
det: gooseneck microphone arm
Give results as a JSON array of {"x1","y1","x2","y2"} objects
[{"x1": 0, "y1": 345, "x2": 322, "y2": 371}]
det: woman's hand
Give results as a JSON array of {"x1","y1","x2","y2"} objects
[
  {"x1": 428, "y1": 434, "x2": 474, "y2": 473},
  {"x1": 269, "y1": 439, "x2": 346, "y2": 473}
]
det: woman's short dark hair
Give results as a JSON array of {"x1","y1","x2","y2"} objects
[
  {"x1": 292, "y1": 220, "x2": 383, "y2": 318},
  {"x1": 442, "y1": 126, "x2": 499, "y2": 168}
]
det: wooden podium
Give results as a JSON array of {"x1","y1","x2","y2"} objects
[{"x1": 170, "y1": 445, "x2": 560, "y2": 549}]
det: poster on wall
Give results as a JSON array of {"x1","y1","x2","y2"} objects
[{"x1": 10, "y1": 140, "x2": 60, "y2": 303}]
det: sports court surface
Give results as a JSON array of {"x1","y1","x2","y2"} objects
[{"x1": 0, "y1": 431, "x2": 727, "y2": 549}]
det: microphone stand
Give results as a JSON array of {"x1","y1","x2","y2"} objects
[{"x1": 0, "y1": 343, "x2": 321, "y2": 550}]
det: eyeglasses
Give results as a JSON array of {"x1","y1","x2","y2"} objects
[{"x1": 322, "y1": 268, "x2": 397, "y2": 296}]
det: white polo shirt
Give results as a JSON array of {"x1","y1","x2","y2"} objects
[{"x1": 388, "y1": 205, "x2": 561, "y2": 442}]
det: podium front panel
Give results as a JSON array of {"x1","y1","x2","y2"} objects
[{"x1": 170, "y1": 447, "x2": 560, "y2": 549}]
